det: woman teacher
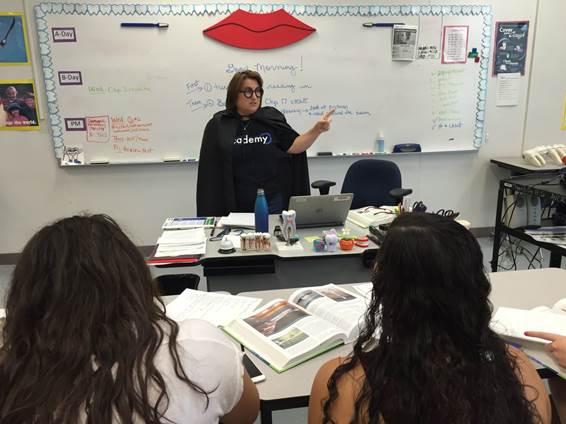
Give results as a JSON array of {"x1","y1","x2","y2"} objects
[{"x1": 197, "y1": 70, "x2": 334, "y2": 216}]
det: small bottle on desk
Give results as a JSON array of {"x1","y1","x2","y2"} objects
[
  {"x1": 254, "y1": 188, "x2": 269, "y2": 233},
  {"x1": 375, "y1": 132, "x2": 385, "y2": 153}
]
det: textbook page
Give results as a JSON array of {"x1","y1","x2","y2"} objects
[
  {"x1": 491, "y1": 307, "x2": 566, "y2": 343},
  {"x1": 165, "y1": 289, "x2": 261, "y2": 327},
  {"x1": 353, "y1": 283, "x2": 373, "y2": 299},
  {"x1": 224, "y1": 299, "x2": 346, "y2": 372},
  {"x1": 289, "y1": 284, "x2": 367, "y2": 343}
]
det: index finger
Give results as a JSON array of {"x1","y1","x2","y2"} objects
[
  {"x1": 323, "y1": 108, "x2": 336, "y2": 120},
  {"x1": 524, "y1": 331, "x2": 561, "y2": 342}
]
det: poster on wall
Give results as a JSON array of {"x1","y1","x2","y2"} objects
[
  {"x1": 493, "y1": 21, "x2": 529, "y2": 76},
  {"x1": 0, "y1": 13, "x2": 31, "y2": 65},
  {"x1": 441, "y1": 26, "x2": 469, "y2": 64},
  {"x1": 0, "y1": 80, "x2": 40, "y2": 130},
  {"x1": 392, "y1": 25, "x2": 418, "y2": 61}
]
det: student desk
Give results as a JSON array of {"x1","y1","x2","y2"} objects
[
  {"x1": 240, "y1": 268, "x2": 566, "y2": 424},
  {"x1": 201, "y1": 215, "x2": 378, "y2": 293}
]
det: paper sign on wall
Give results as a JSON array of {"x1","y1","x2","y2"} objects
[
  {"x1": 441, "y1": 26, "x2": 469, "y2": 64},
  {"x1": 493, "y1": 21, "x2": 529, "y2": 76},
  {"x1": 496, "y1": 73, "x2": 521, "y2": 107},
  {"x1": 392, "y1": 25, "x2": 418, "y2": 61}
]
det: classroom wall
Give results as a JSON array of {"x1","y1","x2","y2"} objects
[
  {"x1": 523, "y1": 0, "x2": 566, "y2": 149},
  {"x1": 0, "y1": 0, "x2": 559, "y2": 255}
]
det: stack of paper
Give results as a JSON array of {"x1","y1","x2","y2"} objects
[
  {"x1": 218, "y1": 213, "x2": 255, "y2": 229},
  {"x1": 346, "y1": 206, "x2": 397, "y2": 228},
  {"x1": 165, "y1": 289, "x2": 261, "y2": 327},
  {"x1": 154, "y1": 228, "x2": 206, "y2": 258},
  {"x1": 162, "y1": 216, "x2": 215, "y2": 230},
  {"x1": 525, "y1": 227, "x2": 566, "y2": 248}
]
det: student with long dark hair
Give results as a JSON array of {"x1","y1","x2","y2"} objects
[
  {"x1": 0, "y1": 214, "x2": 259, "y2": 423},
  {"x1": 309, "y1": 213, "x2": 550, "y2": 424}
]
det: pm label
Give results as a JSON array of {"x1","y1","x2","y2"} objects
[{"x1": 65, "y1": 118, "x2": 86, "y2": 131}]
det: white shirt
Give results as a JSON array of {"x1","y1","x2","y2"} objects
[{"x1": 154, "y1": 319, "x2": 244, "y2": 423}]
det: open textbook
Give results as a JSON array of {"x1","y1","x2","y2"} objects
[
  {"x1": 223, "y1": 284, "x2": 367, "y2": 373},
  {"x1": 491, "y1": 299, "x2": 566, "y2": 378}
]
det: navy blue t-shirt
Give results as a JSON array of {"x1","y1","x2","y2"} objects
[{"x1": 232, "y1": 118, "x2": 296, "y2": 212}]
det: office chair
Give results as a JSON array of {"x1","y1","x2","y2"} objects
[
  {"x1": 311, "y1": 159, "x2": 412, "y2": 209},
  {"x1": 155, "y1": 273, "x2": 200, "y2": 296}
]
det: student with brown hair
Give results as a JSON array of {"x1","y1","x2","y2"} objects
[{"x1": 0, "y1": 214, "x2": 259, "y2": 424}]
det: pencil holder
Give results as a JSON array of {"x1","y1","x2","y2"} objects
[{"x1": 313, "y1": 238, "x2": 325, "y2": 252}]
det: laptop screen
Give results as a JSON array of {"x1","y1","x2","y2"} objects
[{"x1": 288, "y1": 194, "x2": 353, "y2": 228}]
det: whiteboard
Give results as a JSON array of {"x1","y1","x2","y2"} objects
[{"x1": 34, "y1": 3, "x2": 492, "y2": 165}]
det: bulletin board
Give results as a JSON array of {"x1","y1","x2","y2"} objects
[{"x1": 34, "y1": 3, "x2": 492, "y2": 165}]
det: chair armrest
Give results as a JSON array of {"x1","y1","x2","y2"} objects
[
  {"x1": 311, "y1": 180, "x2": 336, "y2": 195},
  {"x1": 389, "y1": 188, "x2": 413, "y2": 204}
]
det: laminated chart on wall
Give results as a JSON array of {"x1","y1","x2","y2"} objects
[{"x1": 34, "y1": 3, "x2": 493, "y2": 165}]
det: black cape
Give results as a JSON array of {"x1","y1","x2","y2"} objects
[{"x1": 197, "y1": 107, "x2": 310, "y2": 216}]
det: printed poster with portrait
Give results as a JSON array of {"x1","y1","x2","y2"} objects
[
  {"x1": 0, "y1": 80, "x2": 40, "y2": 131},
  {"x1": 392, "y1": 25, "x2": 418, "y2": 61},
  {"x1": 0, "y1": 13, "x2": 31, "y2": 65},
  {"x1": 493, "y1": 21, "x2": 529, "y2": 76}
]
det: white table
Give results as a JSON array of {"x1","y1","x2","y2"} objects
[
  {"x1": 490, "y1": 156, "x2": 561, "y2": 175},
  {"x1": 241, "y1": 268, "x2": 566, "y2": 424}
]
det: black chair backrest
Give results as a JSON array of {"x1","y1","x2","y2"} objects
[
  {"x1": 156, "y1": 274, "x2": 200, "y2": 296},
  {"x1": 341, "y1": 159, "x2": 402, "y2": 209}
]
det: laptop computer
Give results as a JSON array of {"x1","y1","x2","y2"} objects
[{"x1": 288, "y1": 194, "x2": 353, "y2": 228}]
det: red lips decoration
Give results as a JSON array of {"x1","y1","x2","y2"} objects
[{"x1": 203, "y1": 9, "x2": 316, "y2": 50}]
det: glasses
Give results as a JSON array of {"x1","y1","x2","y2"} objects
[{"x1": 239, "y1": 87, "x2": 264, "y2": 99}]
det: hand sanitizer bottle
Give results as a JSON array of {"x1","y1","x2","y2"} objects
[{"x1": 375, "y1": 132, "x2": 385, "y2": 153}]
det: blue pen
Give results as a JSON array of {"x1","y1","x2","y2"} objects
[
  {"x1": 363, "y1": 22, "x2": 404, "y2": 28},
  {"x1": 121, "y1": 22, "x2": 169, "y2": 28}
]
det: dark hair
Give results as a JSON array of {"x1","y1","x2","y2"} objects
[
  {"x1": 323, "y1": 213, "x2": 541, "y2": 424},
  {"x1": 225, "y1": 70, "x2": 263, "y2": 112},
  {"x1": 0, "y1": 214, "x2": 209, "y2": 423}
]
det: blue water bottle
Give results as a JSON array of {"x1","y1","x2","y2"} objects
[{"x1": 254, "y1": 188, "x2": 269, "y2": 233}]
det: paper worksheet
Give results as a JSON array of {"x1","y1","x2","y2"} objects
[
  {"x1": 165, "y1": 289, "x2": 262, "y2": 326},
  {"x1": 157, "y1": 228, "x2": 206, "y2": 245},
  {"x1": 496, "y1": 73, "x2": 521, "y2": 106}
]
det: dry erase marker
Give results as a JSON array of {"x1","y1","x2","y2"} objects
[
  {"x1": 120, "y1": 22, "x2": 169, "y2": 28},
  {"x1": 90, "y1": 160, "x2": 109, "y2": 165},
  {"x1": 362, "y1": 22, "x2": 404, "y2": 28}
]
